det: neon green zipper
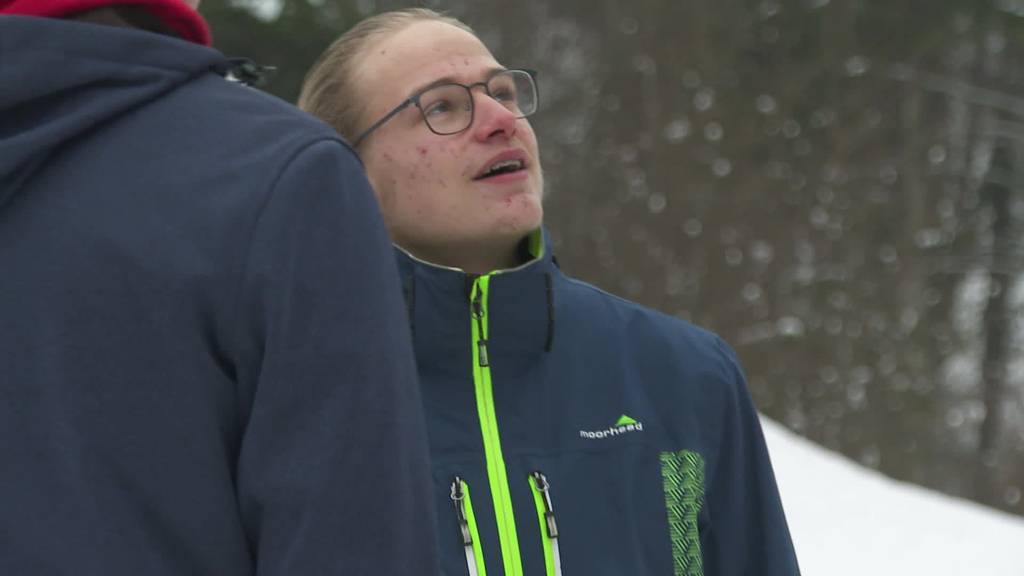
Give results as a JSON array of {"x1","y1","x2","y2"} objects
[
  {"x1": 451, "y1": 477, "x2": 486, "y2": 576},
  {"x1": 470, "y1": 276, "x2": 523, "y2": 576},
  {"x1": 529, "y1": 472, "x2": 563, "y2": 576}
]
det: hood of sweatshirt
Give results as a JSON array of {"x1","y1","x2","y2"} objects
[{"x1": 0, "y1": 14, "x2": 223, "y2": 212}]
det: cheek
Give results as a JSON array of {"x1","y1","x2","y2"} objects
[
  {"x1": 374, "y1": 148, "x2": 424, "y2": 191},
  {"x1": 522, "y1": 127, "x2": 543, "y2": 166},
  {"x1": 366, "y1": 154, "x2": 397, "y2": 205},
  {"x1": 370, "y1": 141, "x2": 466, "y2": 217},
  {"x1": 422, "y1": 142, "x2": 464, "y2": 189}
]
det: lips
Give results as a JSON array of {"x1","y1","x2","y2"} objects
[{"x1": 473, "y1": 150, "x2": 529, "y2": 180}]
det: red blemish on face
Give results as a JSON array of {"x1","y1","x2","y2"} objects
[{"x1": 417, "y1": 147, "x2": 428, "y2": 156}]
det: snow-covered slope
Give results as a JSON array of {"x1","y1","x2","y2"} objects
[{"x1": 761, "y1": 417, "x2": 1024, "y2": 575}]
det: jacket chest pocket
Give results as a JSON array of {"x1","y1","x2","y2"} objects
[
  {"x1": 434, "y1": 464, "x2": 558, "y2": 576},
  {"x1": 433, "y1": 444, "x2": 707, "y2": 576}
]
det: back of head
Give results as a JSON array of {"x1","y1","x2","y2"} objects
[
  {"x1": 0, "y1": 0, "x2": 209, "y2": 45},
  {"x1": 298, "y1": 8, "x2": 474, "y2": 143}
]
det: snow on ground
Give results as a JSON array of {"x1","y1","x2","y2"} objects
[{"x1": 761, "y1": 417, "x2": 1024, "y2": 576}]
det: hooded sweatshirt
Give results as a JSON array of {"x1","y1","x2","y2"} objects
[{"x1": 0, "y1": 10, "x2": 439, "y2": 576}]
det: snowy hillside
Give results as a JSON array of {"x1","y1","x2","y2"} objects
[{"x1": 761, "y1": 418, "x2": 1024, "y2": 575}]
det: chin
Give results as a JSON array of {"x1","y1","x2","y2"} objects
[
  {"x1": 493, "y1": 208, "x2": 542, "y2": 239},
  {"x1": 518, "y1": 208, "x2": 545, "y2": 236},
  {"x1": 514, "y1": 193, "x2": 543, "y2": 219}
]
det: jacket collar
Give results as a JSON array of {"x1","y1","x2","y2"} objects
[{"x1": 396, "y1": 229, "x2": 559, "y2": 369}]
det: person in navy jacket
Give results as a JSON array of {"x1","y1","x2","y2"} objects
[
  {"x1": 300, "y1": 8, "x2": 800, "y2": 576},
  {"x1": 0, "y1": 1, "x2": 440, "y2": 574}
]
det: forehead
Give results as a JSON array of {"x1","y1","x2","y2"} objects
[{"x1": 356, "y1": 20, "x2": 502, "y2": 110}]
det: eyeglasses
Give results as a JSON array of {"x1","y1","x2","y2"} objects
[{"x1": 352, "y1": 68, "x2": 538, "y2": 147}]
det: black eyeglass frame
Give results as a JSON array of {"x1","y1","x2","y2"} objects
[{"x1": 351, "y1": 68, "x2": 539, "y2": 148}]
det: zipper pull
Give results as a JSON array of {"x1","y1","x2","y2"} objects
[
  {"x1": 451, "y1": 476, "x2": 482, "y2": 576},
  {"x1": 477, "y1": 339, "x2": 490, "y2": 367},
  {"x1": 531, "y1": 471, "x2": 564, "y2": 576},
  {"x1": 450, "y1": 477, "x2": 473, "y2": 546},
  {"x1": 471, "y1": 290, "x2": 490, "y2": 367},
  {"x1": 532, "y1": 471, "x2": 559, "y2": 539}
]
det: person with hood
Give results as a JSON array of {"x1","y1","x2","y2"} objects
[
  {"x1": 299, "y1": 8, "x2": 800, "y2": 576},
  {"x1": 0, "y1": 1, "x2": 439, "y2": 574}
]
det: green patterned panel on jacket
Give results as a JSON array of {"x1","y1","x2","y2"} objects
[{"x1": 660, "y1": 450, "x2": 706, "y2": 576}]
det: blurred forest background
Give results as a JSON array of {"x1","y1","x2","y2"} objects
[{"x1": 202, "y1": 0, "x2": 1024, "y2": 518}]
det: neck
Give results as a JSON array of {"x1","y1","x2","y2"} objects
[
  {"x1": 70, "y1": 6, "x2": 176, "y2": 37},
  {"x1": 69, "y1": 7, "x2": 133, "y2": 28},
  {"x1": 402, "y1": 236, "x2": 532, "y2": 274}
]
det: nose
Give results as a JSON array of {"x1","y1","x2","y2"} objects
[{"x1": 470, "y1": 88, "x2": 518, "y2": 142}]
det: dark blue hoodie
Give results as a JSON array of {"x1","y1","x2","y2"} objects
[
  {"x1": 0, "y1": 15, "x2": 439, "y2": 575},
  {"x1": 397, "y1": 231, "x2": 799, "y2": 575}
]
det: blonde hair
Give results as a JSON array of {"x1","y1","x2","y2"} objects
[{"x1": 298, "y1": 8, "x2": 475, "y2": 142}]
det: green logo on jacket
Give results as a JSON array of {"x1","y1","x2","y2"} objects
[
  {"x1": 615, "y1": 414, "x2": 639, "y2": 427},
  {"x1": 579, "y1": 414, "x2": 644, "y2": 439}
]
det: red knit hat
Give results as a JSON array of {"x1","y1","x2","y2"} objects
[{"x1": 0, "y1": 0, "x2": 211, "y2": 45}]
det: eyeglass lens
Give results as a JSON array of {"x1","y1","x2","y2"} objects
[{"x1": 419, "y1": 70, "x2": 537, "y2": 135}]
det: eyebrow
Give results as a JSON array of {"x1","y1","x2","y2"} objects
[{"x1": 406, "y1": 66, "x2": 508, "y2": 98}]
